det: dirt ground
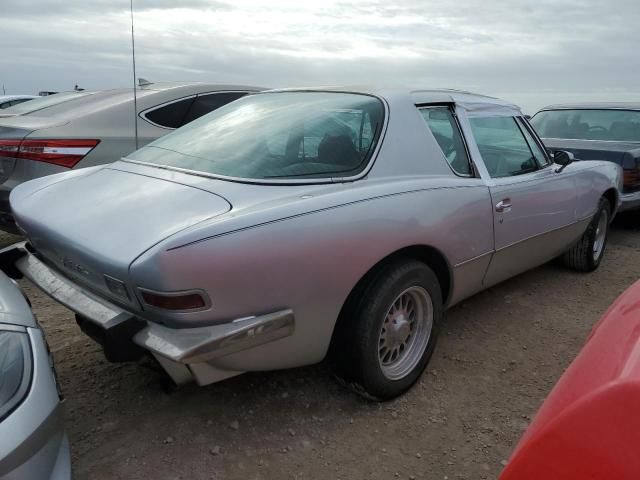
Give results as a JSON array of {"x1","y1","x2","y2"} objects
[{"x1": 3, "y1": 216, "x2": 640, "y2": 480}]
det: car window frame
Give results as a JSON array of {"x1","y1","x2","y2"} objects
[
  {"x1": 140, "y1": 90, "x2": 253, "y2": 130},
  {"x1": 516, "y1": 116, "x2": 553, "y2": 167},
  {"x1": 417, "y1": 103, "x2": 476, "y2": 178}
]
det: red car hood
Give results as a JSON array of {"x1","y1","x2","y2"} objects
[{"x1": 500, "y1": 280, "x2": 640, "y2": 479}]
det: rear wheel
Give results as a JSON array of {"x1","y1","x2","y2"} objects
[
  {"x1": 563, "y1": 197, "x2": 611, "y2": 272},
  {"x1": 330, "y1": 259, "x2": 442, "y2": 400}
]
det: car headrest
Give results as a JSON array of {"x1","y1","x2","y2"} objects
[{"x1": 317, "y1": 134, "x2": 361, "y2": 167}]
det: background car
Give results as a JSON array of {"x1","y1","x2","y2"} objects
[
  {"x1": 531, "y1": 103, "x2": 640, "y2": 212},
  {"x1": 0, "y1": 92, "x2": 86, "y2": 119},
  {"x1": 0, "y1": 82, "x2": 263, "y2": 232},
  {"x1": 499, "y1": 279, "x2": 640, "y2": 479},
  {"x1": 1, "y1": 87, "x2": 621, "y2": 401},
  {"x1": 0, "y1": 95, "x2": 37, "y2": 110},
  {"x1": 0, "y1": 268, "x2": 70, "y2": 480}
]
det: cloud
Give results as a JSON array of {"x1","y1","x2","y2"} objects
[{"x1": 2, "y1": 0, "x2": 639, "y2": 112}]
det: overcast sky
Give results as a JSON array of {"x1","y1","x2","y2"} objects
[{"x1": 3, "y1": 0, "x2": 639, "y2": 112}]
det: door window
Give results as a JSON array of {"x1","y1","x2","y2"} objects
[
  {"x1": 419, "y1": 107, "x2": 472, "y2": 176},
  {"x1": 469, "y1": 116, "x2": 539, "y2": 178},
  {"x1": 518, "y1": 118, "x2": 551, "y2": 166}
]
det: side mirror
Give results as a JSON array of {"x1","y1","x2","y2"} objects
[{"x1": 553, "y1": 150, "x2": 575, "y2": 172}]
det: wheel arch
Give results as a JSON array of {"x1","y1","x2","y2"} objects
[
  {"x1": 327, "y1": 244, "x2": 451, "y2": 358},
  {"x1": 602, "y1": 188, "x2": 618, "y2": 217}
]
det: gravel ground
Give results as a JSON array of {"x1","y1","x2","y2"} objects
[{"x1": 3, "y1": 216, "x2": 639, "y2": 480}]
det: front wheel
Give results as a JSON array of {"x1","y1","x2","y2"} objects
[
  {"x1": 563, "y1": 197, "x2": 611, "y2": 272},
  {"x1": 331, "y1": 259, "x2": 442, "y2": 401}
]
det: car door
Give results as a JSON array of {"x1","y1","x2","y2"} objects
[{"x1": 468, "y1": 115, "x2": 579, "y2": 287}]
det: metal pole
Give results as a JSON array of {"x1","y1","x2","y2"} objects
[{"x1": 130, "y1": 0, "x2": 139, "y2": 150}]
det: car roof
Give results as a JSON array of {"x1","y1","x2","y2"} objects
[
  {"x1": 138, "y1": 81, "x2": 265, "y2": 93},
  {"x1": 261, "y1": 86, "x2": 523, "y2": 116},
  {"x1": 538, "y1": 102, "x2": 640, "y2": 111}
]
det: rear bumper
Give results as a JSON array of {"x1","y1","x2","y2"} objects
[
  {"x1": 618, "y1": 190, "x2": 640, "y2": 212},
  {"x1": 0, "y1": 242, "x2": 295, "y2": 384}
]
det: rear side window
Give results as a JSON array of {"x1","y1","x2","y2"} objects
[
  {"x1": 143, "y1": 97, "x2": 196, "y2": 129},
  {"x1": 419, "y1": 107, "x2": 472, "y2": 176},
  {"x1": 469, "y1": 116, "x2": 539, "y2": 178},
  {"x1": 182, "y1": 92, "x2": 248, "y2": 125}
]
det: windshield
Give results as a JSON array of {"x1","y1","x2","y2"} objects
[
  {"x1": 1, "y1": 91, "x2": 94, "y2": 115},
  {"x1": 126, "y1": 91, "x2": 385, "y2": 181},
  {"x1": 532, "y1": 109, "x2": 640, "y2": 142}
]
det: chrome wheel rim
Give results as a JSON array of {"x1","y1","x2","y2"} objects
[
  {"x1": 593, "y1": 208, "x2": 608, "y2": 261},
  {"x1": 378, "y1": 286, "x2": 433, "y2": 381}
]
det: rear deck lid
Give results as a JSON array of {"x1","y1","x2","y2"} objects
[{"x1": 11, "y1": 167, "x2": 231, "y2": 302}]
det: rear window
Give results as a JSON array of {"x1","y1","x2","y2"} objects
[
  {"x1": 126, "y1": 92, "x2": 385, "y2": 181},
  {"x1": 532, "y1": 109, "x2": 640, "y2": 142},
  {"x1": 1, "y1": 91, "x2": 94, "y2": 115}
]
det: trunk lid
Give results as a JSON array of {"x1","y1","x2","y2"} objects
[
  {"x1": 11, "y1": 167, "x2": 231, "y2": 304},
  {"x1": 542, "y1": 138, "x2": 639, "y2": 163},
  {"x1": 543, "y1": 138, "x2": 640, "y2": 192},
  {"x1": 0, "y1": 116, "x2": 71, "y2": 183}
]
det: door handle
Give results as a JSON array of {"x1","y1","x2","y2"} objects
[{"x1": 495, "y1": 198, "x2": 512, "y2": 213}]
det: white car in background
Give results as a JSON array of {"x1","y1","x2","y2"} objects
[
  {"x1": 0, "y1": 82, "x2": 263, "y2": 232},
  {"x1": 0, "y1": 95, "x2": 37, "y2": 111}
]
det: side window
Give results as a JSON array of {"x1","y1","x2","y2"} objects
[
  {"x1": 143, "y1": 97, "x2": 195, "y2": 129},
  {"x1": 419, "y1": 107, "x2": 472, "y2": 176},
  {"x1": 468, "y1": 116, "x2": 539, "y2": 178},
  {"x1": 182, "y1": 92, "x2": 248, "y2": 125},
  {"x1": 518, "y1": 118, "x2": 551, "y2": 166}
]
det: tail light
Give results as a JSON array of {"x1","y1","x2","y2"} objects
[
  {"x1": 140, "y1": 290, "x2": 208, "y2": 311},
  {"x1": 623, "y1": 169, "x2": 640, "y2": 191},
  {"x1": 0, "y1": 139, "x2": 100, "y2": 168}
]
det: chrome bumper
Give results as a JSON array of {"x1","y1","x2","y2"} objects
[
  {"x1": 0, "y1": 242, "x2": 295, "y2": 367},
  {"x1": 619, "y1": 190, "x2": 640, "y2": 212}
]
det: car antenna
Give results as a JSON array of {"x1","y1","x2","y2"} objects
[{"x1": 130, "y1": 0, "x2": 139, "y2": 150}]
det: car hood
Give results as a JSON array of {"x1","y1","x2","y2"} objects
[{"x1": 10, "y1": 167, "x2": 231, "y2": 306}]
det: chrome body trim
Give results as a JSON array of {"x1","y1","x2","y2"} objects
[
  {"x1": 12, "y1": 243, "x2": 125, "y2": 329},
  {"x1": 133, "y1": 309, "x2": 294, "y2": 364},
  {"x1": 618, "y1": 190, "x2": 640, "y2": 212}
]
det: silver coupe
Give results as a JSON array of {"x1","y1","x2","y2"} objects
[{"x1": 0, "y1": 87, "x2": 622, "y2": 400}]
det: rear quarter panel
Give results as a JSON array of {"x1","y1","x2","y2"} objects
[
  {"x1": 130, "y1": 179, "x2": 493, "y2": 370},
  {"x1": 570, "y1": 160, "x2": 622, "y2": 219}
]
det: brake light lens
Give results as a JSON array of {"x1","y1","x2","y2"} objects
[
  {"x1": 0, "y1": 139, "x2": 99, "y2": 168},
  {"x1": 0, "y1": 140, "x2": 20, "y2": 158},
  {"x1": 623, "y1": 169, "x2": 640, "y2": 190},
  {"x1": 140, "y1": 290, "x2": 207, "y2": 311}
]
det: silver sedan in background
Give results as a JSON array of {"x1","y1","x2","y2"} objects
[
  {"x1": 0, "y1": 82, "x2": 263, "y2": 232},
  {"x1": 0, "y1": 87, "x2": 622, "y2": 400},
  {"x1": 0, "y1": 269, "x2": 69, "y2": 480}
]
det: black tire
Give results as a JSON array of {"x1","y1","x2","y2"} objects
[
  {"x1": 563, "y1": 197, "x2": 611, "y2": 272},
  {"x1": 330, "y1": 259, "x2": 442, "y2": 401}
]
